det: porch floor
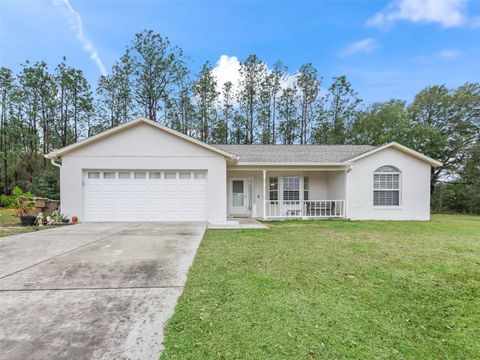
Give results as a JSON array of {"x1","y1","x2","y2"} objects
[{"x1": 208, "y1": 218, "x2": 268, "y2": 230}]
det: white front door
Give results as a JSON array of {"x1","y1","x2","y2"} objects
[{"x1": 230, "y1": 179, "x2": 249, "y2": 214}]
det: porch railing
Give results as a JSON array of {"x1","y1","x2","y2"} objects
[{"x1": 265, "y1": 200, "x2": 345, "y2": 219}]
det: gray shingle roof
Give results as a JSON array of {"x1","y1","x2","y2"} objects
[{"x1": 213, "y1": 144, "x2": 376, "y2": 163}]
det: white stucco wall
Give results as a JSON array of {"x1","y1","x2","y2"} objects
[
  {"x1": 347, "y1": 147, "x2": 432, "y2": 220},
  {"x1": 326, "y1": 171, "x2": 346, "y2": 200},
  {"x1": 59, "y1": 122, "x2": 227, "y2": 223}
]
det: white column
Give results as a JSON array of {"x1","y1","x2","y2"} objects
[
  {"x1": 263, "y1": 169, "x2": 266, "y2": 219},
  {"x1": 344, "y1": 167, "x2": 351, "y2": 219}
]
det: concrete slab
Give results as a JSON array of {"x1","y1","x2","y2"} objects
[
  {"x1": 0, "y1": 223, "x2": 133, "y2": 279},
  {"x1": 0, "y1": 222, "x2": 206, "y2": 359},
  {"x1": 0, "y1": 222, "x2": 206, "y2": 290},
  {"x1": 208, "y1": 217, "x2": 268, "y2": 230},
  {"x1": 0, "y1": 288, "x2": 181, "y2": 360}
]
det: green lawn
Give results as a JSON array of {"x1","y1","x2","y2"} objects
[
  {"x1": 161, "y1": 215, "x2": 480, "y2": 359},
  {"x1": 0, "y1": 208, "x2": 41, "y2": 237}
]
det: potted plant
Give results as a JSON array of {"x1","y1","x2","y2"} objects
[
  {"x1": 51, "y1": 211, "x2": 70, "y2": 225},
  {"x1": 1, "y1": 187, "x2": 36, "y2": 226}
]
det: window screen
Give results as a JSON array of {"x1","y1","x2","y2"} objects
[
  {"x1": 373, "y1": 166, "x2": 400, "y2": 206},
  {"x1": 374, "y1": 190, "x2": 400, "y2": 206},
  {"x1": 283, "y1": 176, "x2": 299, "y2": 201},
  {"x1": 304, "y1": 177, "x2": 309, "y2": 201},
  {"x1": 232, "y1": 180, "x2": 244, "y2": 193},
  {"x1": 269, "y1": 177, "x2": 278, "y2": 201}
]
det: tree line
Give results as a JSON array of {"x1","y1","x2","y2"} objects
[{"x1": 0, "y1": 30, "x2": 479, "y2": 213}]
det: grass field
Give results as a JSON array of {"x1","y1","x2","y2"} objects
[
  {"x1": 0, "y1": 208, "x2": 41, "y2": 237},
  {"x1": 161, "y1": 215, "x2": 480, "y2": 359}
]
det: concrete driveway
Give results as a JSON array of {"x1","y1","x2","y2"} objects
[{"x1": 0, "y1": 222, "x2": 206, "y2": 360}]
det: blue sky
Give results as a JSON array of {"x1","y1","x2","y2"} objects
[{"x1": 1, "y1": 0, "x2": 479, "y2": 103}]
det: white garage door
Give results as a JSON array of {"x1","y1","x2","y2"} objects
[{"x1": 84, "y1": 170, "x2": 208, "y2": 222}]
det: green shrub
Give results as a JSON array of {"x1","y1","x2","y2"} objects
[{"x1": 0, "y1": 186, "x2": 35, "y2": 216}]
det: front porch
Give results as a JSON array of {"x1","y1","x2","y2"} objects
[
  {"x1": 265, "y1": 200, "x2": 345, "y2": 219},
  {"x1": 226, "y1": 168, "x2": 347, "y2": 220}
]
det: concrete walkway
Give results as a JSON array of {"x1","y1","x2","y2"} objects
[
  {"x1": 208, "y1": 217, "x2": 268, "y2": 230},
  {"x1": 0, "y1": 222, "x2": 206, "y2": 360}
]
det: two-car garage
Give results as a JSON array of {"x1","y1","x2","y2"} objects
[
  {"x1": 84, "y1": 170, "x2": 208, "y2": 222},
  {"x1": 48, "y1": 117, "x2": 231, "y2": 224}
]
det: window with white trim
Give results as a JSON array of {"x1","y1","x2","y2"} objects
[
  {"x1": 373, "y1": 166, "x2": 400, "y2": 206},
  {"x1": 194, "y1": 172, "x2": 206, "y2": 179},
  {"x1": 283, "y1": 176, "x2": 299, "y2": 201},
  {"x1": 179, "y1": 172, "x2": 191, "y2": 179},
  {"x1": 134, "y1": 172, "x2": 146, "y2": 179},
  {"x1": 165, "y1": 172, "x2": 176, "y2": 179},
  {"x1": 304, "y1": 177, "x2": 309, "y2": 201},
  {"x1": 103, "y1": 172, "x2": 115, "y2": 179},
  {"x1": 149, "y1": 172, "x2": 162, "y2": 179},
  {"x1": 88, "y1": 172, "x2": 100, "y2": 179},
  {"x1": 269, "y1": 177, "x2": 278, "y2": 201}
]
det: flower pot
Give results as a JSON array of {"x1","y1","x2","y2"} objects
[{"x1": 20, "y1": 215, "x2": 36, "y2": 226}]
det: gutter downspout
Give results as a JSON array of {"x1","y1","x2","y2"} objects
[
  {"x1": 49, "y1": 158, "x2": 62, "y2": 168},
  {"x1": 48, "y1": 157, "x2": 62, "y2": 214}
]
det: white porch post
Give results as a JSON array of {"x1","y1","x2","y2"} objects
[
  {"x1": 344, "y1": 166, "x2": 351, "y2": 219},
  {"x1": 263, "y1": 169, "x2": 266, "y2": 219}
]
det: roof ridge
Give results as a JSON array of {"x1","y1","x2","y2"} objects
[{"x1": 214, "y1": 144, "x2": 374, "y2": 146}]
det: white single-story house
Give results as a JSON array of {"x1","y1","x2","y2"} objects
[{"x1": 45, "y1": 117, "x2": 442, "y2": 223}]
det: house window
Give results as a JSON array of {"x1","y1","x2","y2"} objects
[
  {"x1": 269, "y1": 177, "x2": 278, "y2": 201},
  {"x1": 283, "y1": 176, "x2": 299, "y2": 201},
  {"x1": 165, "y1": 172, "x2": 176, "y2": 179},
  {"x1": 149, "y1": 172, "x2": 162, "y2": 179},
  {"x1": 179, "y1": 172, "x2": 191, "y2": 179},
  {"x1": 87, "y1": 172, "x2": 100, "y2": 179},
  {"x1": 119, "y1": 172, "x2": 130, "y2": 179},
  {"x1": 134, "y1": 172, "x2": 146, "y2": 179},
  {"x1": 103, "y1": 172, "x2": 115, "y2": 179},
  {"x1": 194, "y1": 172, "x2": 206, "y2": 179},
  {"x1": 304, "y1": 177, "x2": 309, "y2": 201},
  {"x1": 373, "y1": 166, "x2": 400, "y2": 206}
]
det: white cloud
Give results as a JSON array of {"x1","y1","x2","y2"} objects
[
  {"x1": 438, "y1": 49, "x2": 461, "y2": 59},
  {"x1": 366, "y1": 0, "x2": 468, "y2": 28},
  {"x1": 53, "y1": 0, "x2": 107, "y2": 76},
  {"x1": 211, "y1": 55, "x2": 241, "y2": 92},
  {"x1": 211, "y1": 55, "x2": 298, "y2": 96},
  {"x1": 412, "y1": 49, "x2": 462, "y2": 64},
  {"x1": 339, "y1": 38, "x2": 379, "y2": 57}
]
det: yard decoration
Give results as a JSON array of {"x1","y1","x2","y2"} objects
[
  {"x1": 50, "y1": 211, "x2": 70, "y2": 225},
  {"x1": 36, "y1": 212, "x2": 44, "y2": 226},
  {"x1": 1, "y1": 186, "x2": 36, "y2": 226}
]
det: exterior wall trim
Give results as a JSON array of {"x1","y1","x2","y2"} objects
[
  {"x1": 45, "y1": 117, "x2": 237, "y2": 161},
  {"x1": 346, "y1": 142, "x2": 443, "y2": 168}
]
